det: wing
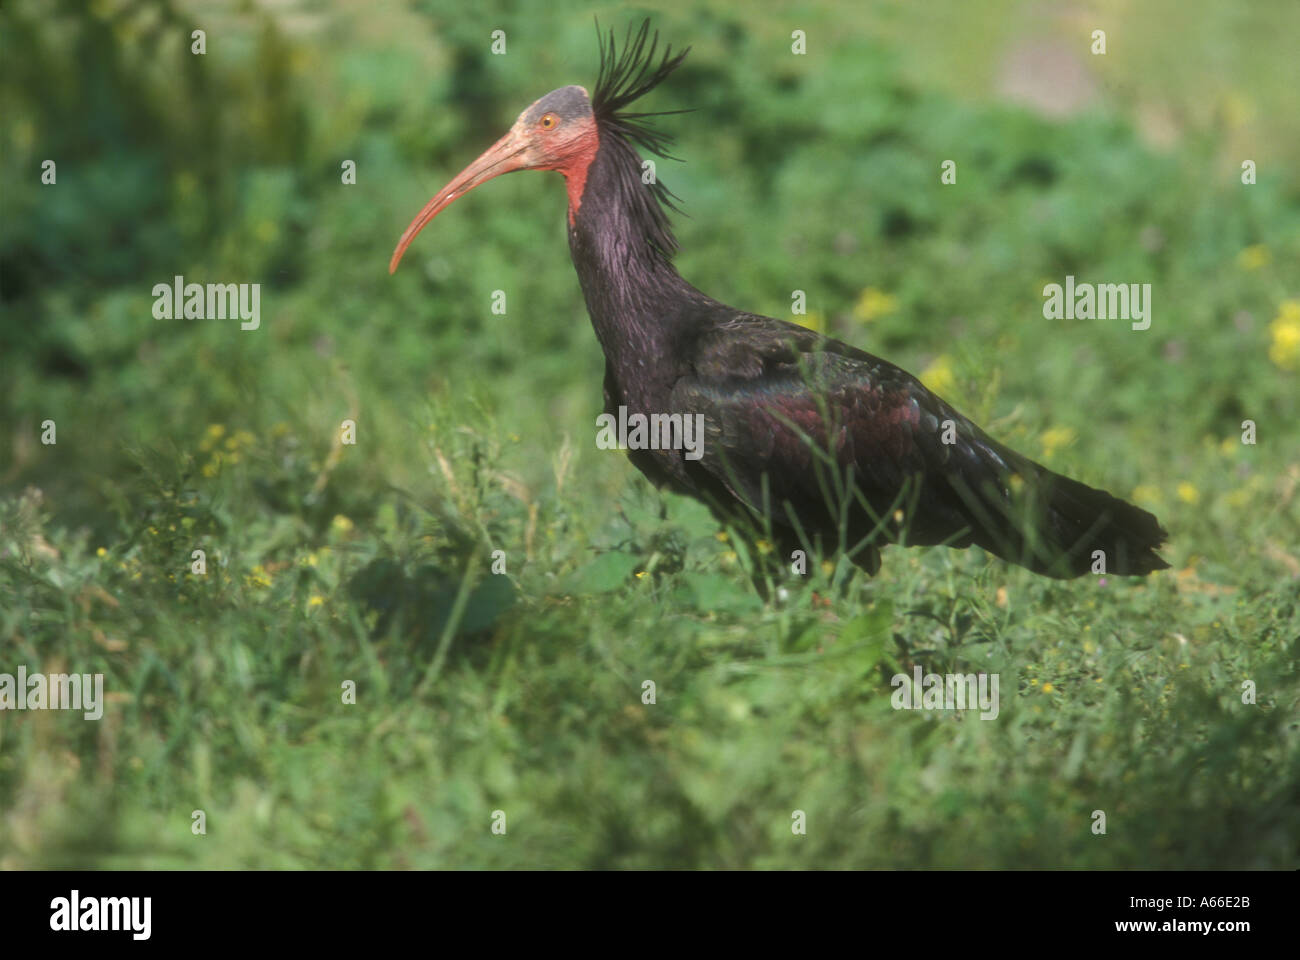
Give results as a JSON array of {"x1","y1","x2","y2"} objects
[
  {"x1": 672, "y1": 315, "x2": 1012, "y2": 547},
  {"x1": 669, "y1": 314, "x2": 1167, "y2": 576}
]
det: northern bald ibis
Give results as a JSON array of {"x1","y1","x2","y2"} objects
[{"x1": 391, "y1": 22, "x2": 1169, "y2": 581}]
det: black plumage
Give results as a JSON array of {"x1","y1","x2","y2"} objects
[
  {"x1": 395, "y1": 21, "x2": 1171, "y2": 580},
  {"x1": 574, "y1": 23, "x2": 1167, "y2": 579}
]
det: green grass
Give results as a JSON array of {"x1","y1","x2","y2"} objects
[{"x1": 1, "y1": 0, "x2": 1298, "y2": 868}]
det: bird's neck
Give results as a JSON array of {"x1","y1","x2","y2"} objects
[{"x1": 565, "y1": 137, "x2": 702, "y2": 400}]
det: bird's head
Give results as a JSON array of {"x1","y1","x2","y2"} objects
[
  {"x1": 388, "y1": 84, "x2": 598, "y2": 274},
  {"x1": 389, "y1": 21, "x2": 688, "y2": 274}
]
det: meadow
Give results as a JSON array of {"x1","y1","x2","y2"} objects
[{"x1": 1, "y1": 0, "x2": 1297, "y2": 868}]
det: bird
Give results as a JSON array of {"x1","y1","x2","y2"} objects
[{"x1": 390, "y1": 21, "x2": 1169, "y2": 582}]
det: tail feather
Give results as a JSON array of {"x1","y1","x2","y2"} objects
[
  {"x1": 927, "y1": 422, "x2": 1169, "y2": 578},
  {"x1": 961, "y1": 461, "x2": 1170, "y2": 578}
]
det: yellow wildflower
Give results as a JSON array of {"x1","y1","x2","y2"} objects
[
  {"x1": 1039, "y1": 426, "x2": 1077, "y2": 460},
  {"x1": 853, "y1": 287, "x2": 898, "y2": 323},
  {"x1": 794, "y1": 309, "x2": 826, "y2": 334},
  {"x1": 1268, "y1": 300, "x2": 1300, "y2": 371},
  {"x1": 201, "y1": 424, "x2": 226, "y2": 453},
  {"x1": 1132, "y1": 484, "x2": 1163, "y2": 506},
  {"x1": 1237, "y1": 244, "x2": 1270, "y2": 271},
  {"x1": 919, "y1": 355, "x2": 956, "y2": 396}
]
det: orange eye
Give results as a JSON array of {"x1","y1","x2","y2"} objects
[{"x1": 539, "y1": 113, "x2": 558, "y2": 130}]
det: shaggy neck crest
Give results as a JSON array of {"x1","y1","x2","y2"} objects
[{"x1": 586, "y1": 20, "x2": 691, "y2": 263}]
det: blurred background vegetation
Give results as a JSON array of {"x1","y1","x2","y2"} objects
[{"x1": 1, "y1": 0, "x2": 1297, "y2": 868}]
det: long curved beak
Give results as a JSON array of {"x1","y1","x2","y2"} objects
[{"x1": 389, "y1": 129, "x2": 529, "y2": 274}]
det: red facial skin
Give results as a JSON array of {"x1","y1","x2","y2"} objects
[
  {"x1": 555, "y1": 122, "x2": 599, "y2": 225},
  {"x1": 389, "y1": 96, "x2": 599, "y2": 274}
]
